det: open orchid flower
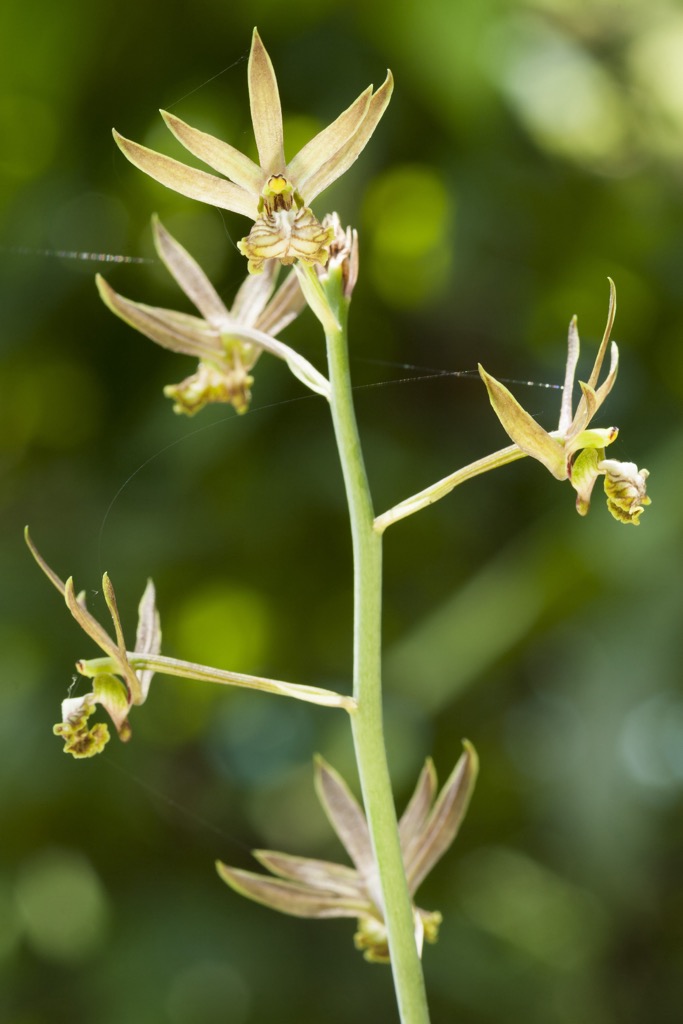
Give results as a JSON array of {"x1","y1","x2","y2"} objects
[
  {"x1": 113, "y1": 29, "x2": 392, "y2": 274},
  {"x1": 25, "y1": 528, "x2": 161, "y2": 758},
  {"x1": 479, "y1": 280, "x2": 650, "y2": 523},
  {"x1": 97, "y1": 217, "x2": 329, "y2": 415},
  {"x1": 217, "y1": 743, "x2": 478, "y2": 963}
]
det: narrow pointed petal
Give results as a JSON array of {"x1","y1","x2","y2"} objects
[
  {"x1": 229, "y1": 258, "x2": 279, "y2": 326},
  {"x1": 573, "y1": 341, "x2": 620, "y2": 436},
  {"x1": 255, "y1": 269, "x2": 306, "y2": 336},
  {"x1": 479, "y1": 364, "x2": 567, "y2": 479},
  {"x1": 254, "y1": 851, "x2": 366, "y2": 899},
  {"x1": 571, "y1": 279, "x2": 618, "y2": 434},
  {"x1": 399, "y1": 759, "x2": 438, "y2": 859},
  {"x1": 248, "y1": 30, "x2": 285, "y2": 174},
  {"x1": 102, "y1": 574, "x2": 143, "y2": 705},
  {"x1": 586, "y1": 277, "x2": 616, "y2": 391},
  {"x1": 152, "y1": 217, "x2": 230, "y2": 326},
  {"x1": 303, "y1": 72, "x2": 394, "y2": 204},
  {"x1": 113, "y1": 130, "x2": 258, "y2": 218},
  {"x1": 287, "y1": 87, "x2": 372, "y2": 190},
  {"x1": 102, "y1": 574, "x2": 127, "y2": 660},
  {"x1": 558, "y1": 315, "x2": 580, "y2": 434},
  {"x1": 160, "y1": 110, "x2": 264, "y2": 194},
  {"x1": 96, "y1": 276, "x2": 222, "y2": 361},
  {"x1": 314, "y1": 758, "x2": 376, "y2": 887},
  {"x1": 216, "y1": 862, "x2": 369, "y2": 919},
  {"x1": 405, "y1": 741, "x2": 479, "y2": 894},
  {"x1": 134, "y1": 579, "x2": 161, "y2": 702},
  {"x1": 63, "y1": 578, "x2": 120, "y2": 661},
  {"x1": 594, "y1": 340, "x2": 619, "y2": 408},
  {"x1": 25, "y1": 527, "x2": 69, "y2": 597}
]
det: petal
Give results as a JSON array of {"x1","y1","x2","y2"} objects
[
  {"x1": 25, "y1": 526, "x2": 69, "y2": 597},
  {"x1": 255, "y1": 268, "x2": 306, "y2": 336},
  {"x1": 286, "y1": 86, "x2": 372, "y2": 191},
  {"x1": 25, "y1": 528, "x2": 122, "y2": 660},
  {"x1": 152, "y1": 217, "x2": 231, "y2": 327},
  {"x1": 102, "y1": 574, "x2": 142, "y2": 705},
  {"x1": 600, "y1": 459, "x2": 651, "y2": 525},
  {"x1": 229, "y1": 258, "x2": 280, "y2": 327},
  {"x1": 54, "y1": 696, "x2": 111, "y2": 758},
  {"x1": 113, "y1": 130, "x2": 258, "y2": 218},
  {"x1": 96, "y1": 275, "x2": 222, "y2": 361},
  {"x1": 570, "y1": 280, "x2": 617, "y2": 433},
  {"x1": 479, "y1": 364, "x2": 567, "y2": 479},
  {"x1": 303, "y1": 72, "x2": 394, "y2": 204},
  {"x1": 405, "y1": 741, "x2": 478, "y2": 894},
  {"x1": 248, "y1": 29, "x2": 285, "y2": 174},
  {"x1": 314, "y1": 757, "x2": 378, "y2": 900},
  {"x1": 63, "y1": 577, "x2": 120, "y2": 661},
  {"x1": 593, "y1": 340, "x2": 619, "y2": 409},
  {"x1": 134, "y1": 579, "x2": 161, "y2": 702},
  {"x1": 216, "y1": 861, "x2": 369, "y2": 919},
  {"x1": 160, "y1": 110, "x2": 264, "y2": 194},
  {"x1": 586, "y1": 277, "x2": 617, "y2": 391},
  {"x1": 254, "y1": 850, "x2": 366, "y2": 899},
  {"x1": 558, "y1": 314, "x2": 580, "y2": 435},
  {"x1": 399, "y1": 759, "x2": 438, "y2": 857}
]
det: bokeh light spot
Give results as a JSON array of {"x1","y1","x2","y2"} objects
[
  {"x1": 363, "y1": 164, "x2": 453, "y2": 308},
  {"x1": 486, "y1": 17, "x2": 626, "y2": 170},
  {"x1": 171, "y1": 582, "x2": 272, "y2": 671},
  {"x1": 14, "y1": 848, "x2": 109, "y2": 963}
]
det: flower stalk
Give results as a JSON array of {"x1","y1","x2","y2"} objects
[{"x1": 319, "y1": 261, "x2": 431, "y2": 1024}]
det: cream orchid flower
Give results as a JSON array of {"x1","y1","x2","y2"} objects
[
  {"x1": 25, "y1": 528, "x2": 161, "y2": 757},
  {"x1": 97, "y1": 217, "x2": 328, "y2": 415},
  {"x1": 479, "y1": 280, "x2": 650, "y2": 523},
  {"x1": 113, "y1": 29, "x2": 393, "y2": 274},
  {"x1": 217, "y1": 744, "x2": 478, "y2": 963}
]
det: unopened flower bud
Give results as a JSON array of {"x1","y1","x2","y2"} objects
[{"x1": 318, "y1": 213, "x2": 359, "y2": 299}]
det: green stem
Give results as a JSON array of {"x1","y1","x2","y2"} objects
[
  {"x1": 320, "y1": 268, "x2": 431, "y2": 1024},
  {"x1": 83, "y1": 654, "x2": 354, "y2": 711},
  {"x1": 374, "y1": 444, "x2": 527, "y2": 532}
]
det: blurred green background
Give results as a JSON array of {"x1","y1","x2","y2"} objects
[{"x1": 2, "y1": 0, "x2": 682, "y2": 1021}]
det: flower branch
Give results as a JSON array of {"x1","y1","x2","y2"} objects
[
  {"x1": 377, "y1": 280, "x2": 650, "y2": 531},
  {"x1": 26, "y1": 529, "x2": 353, "y2": 759}
]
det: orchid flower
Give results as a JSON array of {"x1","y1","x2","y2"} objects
[
  {"x1": 113, "y1": 29, "x2": 393, "y2": 274},
  {"x1": 479, "y1": 280, "x2": 650, "y2": 523},
  {"x1": 97, "y1": 217, "x2": 329, "y2": 415},
  {"x1": 217, "y1": 743, "x2": 478, "y2": 963},
  {"x1": 25, "y1": 528, "x2": 161, "y2": 757}
]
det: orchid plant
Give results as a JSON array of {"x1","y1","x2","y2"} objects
[{"x1": 27, "y1": 27, "x2": 650, "y2": 1024}]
